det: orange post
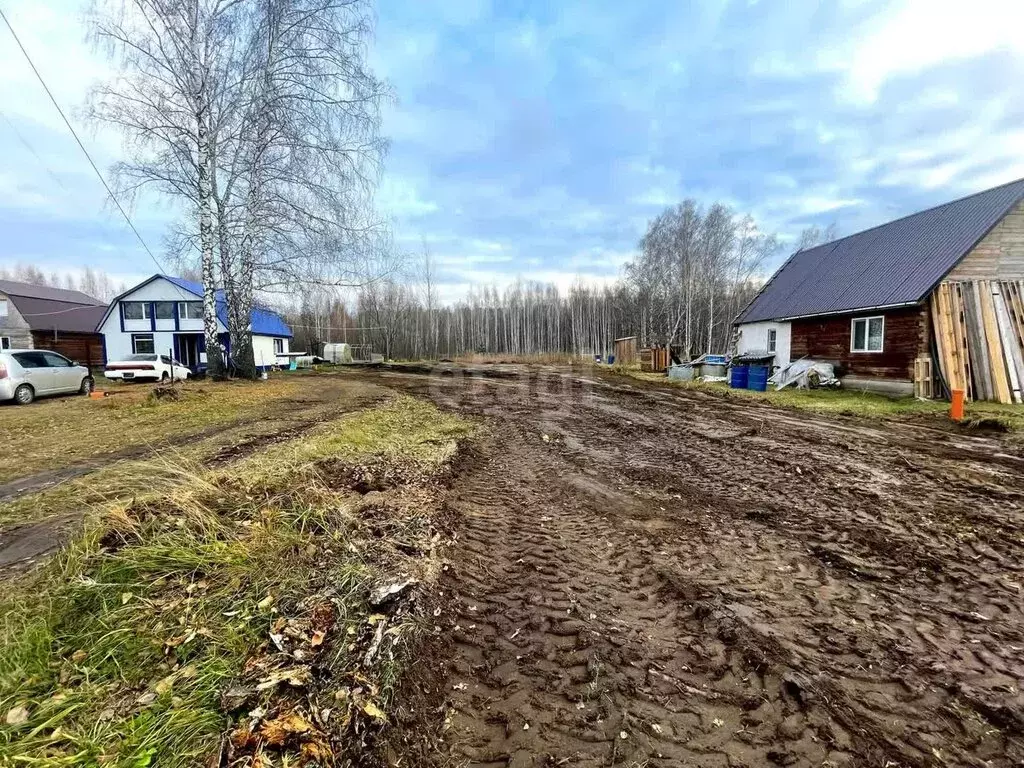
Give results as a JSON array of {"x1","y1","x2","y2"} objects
[{"x1": 950, "y1": 389, "x2": 965, "y2": 421}]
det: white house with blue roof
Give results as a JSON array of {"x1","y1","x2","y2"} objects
[{"x1": 97, "y1": 275, "x2": 292, "y2": 372}]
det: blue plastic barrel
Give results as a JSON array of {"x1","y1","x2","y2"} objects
[
  {"x1": 607, "y1": 355, "x2": 615, "y2": 365},
  {"x1": 730, "y1": 365, "x2": 749, "y2": 389},
  {"x1": 747, "y1": 365, "x2": 769, "y2": 392}
]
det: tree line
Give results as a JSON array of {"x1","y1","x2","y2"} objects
[
  {"x1": 0, "y1": 264, "x2": 126, "y2": 302},
  {"x1": 90, "y1": 0, "x2": 387, "y2": 378},
  {"x1": 286, "y1": 204, "x2": 836, "y2": 361}
]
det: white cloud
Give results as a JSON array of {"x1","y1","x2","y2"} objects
[
  {"x1": 377, "y1": 177, "x2": 438, "y2": 218},
  {"x1": 827, "y1": 0, "x2": 1024, "y2": 103}
]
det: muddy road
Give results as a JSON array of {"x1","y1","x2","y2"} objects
[{"x1": 368, "y1": 365, "x2": 1024, "y2": 768}]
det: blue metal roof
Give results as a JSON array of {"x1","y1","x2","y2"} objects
[
  {"x1": 737, "y1": 178, "x2": 1024, "y2": 323},
  {"x1": 155, "y1": 275, "x2": 292, "y2": 337}
]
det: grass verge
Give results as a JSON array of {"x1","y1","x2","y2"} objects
[
  {"x1": 0, "y1": 396, "x2": 475, "y2": 767},
  {"x1": 614, "y1": 369, "x2": 1024, "y2": 433},
  {"x1": 0, "y1": 378, "x2": 317, "y2": 484}
]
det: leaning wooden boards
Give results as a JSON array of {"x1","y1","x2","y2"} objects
[{"x1": 933, "y1": 279, "x2": 1024, "y2": 403}]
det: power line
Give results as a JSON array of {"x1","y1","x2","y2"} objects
[
  {"x1": 0, "y1": 108, "x2": 68, "y2": 192},
  {"x1": 0, "y1": 5, "x2": 165, "y2": 276}
]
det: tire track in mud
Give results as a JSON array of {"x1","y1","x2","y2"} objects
[
  {"x1": 372, "y1": 367, "x2": 1024, "y2": 767},
  {"x1": 439, "y1": 429, "x2": 857, "y2": 767}
]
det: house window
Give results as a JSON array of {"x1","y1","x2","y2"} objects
[
  {"x1": 178, "y1": 301, "x2": 203, "y2": 320},
  {"x1": 0, "y1": 336, "x2": 10, "y2": 350},
  {"x1": 851, "y1": 316, "x2": 884, "y2": 353},
  {"x1": 154, "y1": 302, "x2": 175, "y2": 320},
  {"x1": 123, "y1": 302, "x2": 151, "y2": 320},
  {"x1": 132, "y1": 333, "x2": 155, "y2": 354},
  {"x1": 0, "y1": 299, "x2": 7, "y2": 317},
  {"x1": 273, "y1": 338, "x2": 284, "y2": 355},
  {"x1": 767, "y1": 328, "x2": 777, "y2": 353}
]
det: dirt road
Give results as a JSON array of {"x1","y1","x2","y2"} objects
[{"x1": 370, "y1": 365, "x2": 1024, "y2": 767}]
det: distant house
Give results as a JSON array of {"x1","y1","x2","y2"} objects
[
  {"x1": 735, "y1": 178, "x2": 1024, "y2": 398},
  {"x1": 0, "y1": 279, "x2": 107, "y2": 367},
  {"x1": 97, "y1": 275, "x2": 292, "y2": 372}
]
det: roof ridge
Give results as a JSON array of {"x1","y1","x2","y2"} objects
[
  {"x1": 807, "y1": 176, "x2": 1024, "y2": 252},
  {"x1": 736, "y1": 177, "x2": 1024, "y2": 324}
]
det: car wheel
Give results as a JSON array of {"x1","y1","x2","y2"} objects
[
  {"x1": 160, "y1": 372, "x2": 169, "y2": 382},
  {"x1": 80, "y1": 376, "x2": 94, "y2": 395},
  {"x1": 14, "y1": 384, "x2": 34, "y2": 405}
]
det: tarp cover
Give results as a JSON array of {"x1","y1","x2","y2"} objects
[{"x1": 770, "y1": 359, "x2": 839, "y2": 390}]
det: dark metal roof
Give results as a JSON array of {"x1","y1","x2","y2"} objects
[
  {"x1": 737, "y1": 177, "x2": 1024, "y2": 324},
  {"x1": 9, "y1": 296, "x2": 108, "y2": 334},
  {"x1": 0, "y1": 279, "x2": 102, "y2": 305}
]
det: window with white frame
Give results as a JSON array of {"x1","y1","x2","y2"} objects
[
  {"x1": 0, "y1": 299, "x2": 8, "y2": 317},
  {"x1": 273, "y1": 338, "x2": 284, "y2": 355},
  {"x1": 178, "y1": 301, "x2": 203, "y2": 320},
  {"x1": 767, "y1": 328, "x2": 777, "y2": 353},
  {"x1": 122, "y1": 302, "x2": 151, "y2": 321},
  {"x1": 154, "y1": 302, "x2": 175, "y2": 320},
  {"x1": 132, "y1": 333, "x2": 155, "y2": 354},
  {"x1": 1, "y1": 336, "x2": 10, "y2": 350},
  {"x1": 851, "y1": 316, "x2": 884, "y2": 352}
]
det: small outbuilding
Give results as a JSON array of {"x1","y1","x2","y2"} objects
[
  {"x1": 735, "y1": 178, "x2": 1024, "y2": 400},
  {"x1": 0, "y1": 279, "x2": 107, "y2": 368}
]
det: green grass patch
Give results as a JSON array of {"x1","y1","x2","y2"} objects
[
  {"x1": 272, "y1": 395, "x2": 475, "y2": 466},
  {"x1": 0, "y1": 397, "x2": 475, "y2": 767}
]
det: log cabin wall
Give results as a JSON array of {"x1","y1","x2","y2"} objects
[
  {"x1": 30, "y1": 331, "x2": 106, "y2": 369},
  {"x1": 789, "y1": 305, "x2": 928, "y2": 380}
]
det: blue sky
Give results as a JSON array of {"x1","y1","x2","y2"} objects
[{"x1": 2, "y1": 0, "x2": 1024, "y2": 302}]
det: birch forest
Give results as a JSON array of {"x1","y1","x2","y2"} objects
[{"x1": 288, "y1": 201, "x2": 795, "y2": 361}]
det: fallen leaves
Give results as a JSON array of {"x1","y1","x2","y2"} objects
[
  {"x1": 360, "y1": 700, "x2": 387, "y2": 724},
  {"x1": 260, "y1": 711, "x2": 314, "y2": 745},
  {"x1": 256, "y1": 666, "x2": 312, "y2": 691},
  {"x1": 5, "y1": 706, "x2": 29, "y2": 726}
]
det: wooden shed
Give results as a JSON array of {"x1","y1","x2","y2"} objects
[{"x1": 613, "y1": 336, "x2": 638, "y2": 365}]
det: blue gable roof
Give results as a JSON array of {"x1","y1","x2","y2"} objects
[{"x1": 147, "y1": 275, "x2": 292, "y2": 337}]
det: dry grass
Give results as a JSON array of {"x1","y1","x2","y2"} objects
[
  {"x1": 615, "y1": 368, "x2": 1024, "y2": 433},
  {"x1": 0, "y1": 397, "x2": 476, "y2": 767},
  {"x1": 451, "y1": 352, "x2": 596, "y2": 366},
  {"x1": 0, "y1": 373, "x2": 393, "y2": 488},
  {"x1": 0, "y1": 378, "x2": 318, "y2": 484}
]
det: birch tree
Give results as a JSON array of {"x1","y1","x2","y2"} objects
[
  {"x1": 90, "y1": 0, "x2": 241, "y2": 376},
  {"x1": 215, "y1": 0, "x2": 388, "y2": 377}
]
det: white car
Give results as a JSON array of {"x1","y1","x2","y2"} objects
[
  {"x1": 104, "y1": 354, "x2": 191, "y2": 382},
  {"x1": 0, "y1": 349, "x2": 94, "y2": 405}
]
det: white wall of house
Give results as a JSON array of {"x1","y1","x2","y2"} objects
[
  {"x1": 100, "y1": 277, "x2": 292, "y2": 369},
  {"x1": 736, "y1": 320, "x2": 791, "y2": 366},
  {"x1": 99, "y1": 329, "x2": 187, "y2": 362},
  {"x1": 253, "y1": 334, "x2": 289, "y2": 368},
  {"x1": 98, "y1": 277, "x2": 223, "y2": 364}
]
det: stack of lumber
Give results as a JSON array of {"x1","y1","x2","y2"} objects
[{"x1": 932, "y1": 280, "x2": 1024, "y2": 404}]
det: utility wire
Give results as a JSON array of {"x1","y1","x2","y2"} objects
[
  {"x1": 0, "y1": 108, "x2": 68, "y2": 192},
  {"x1": 0, "y1": 5, "x2": 165, "y2": 275}
]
